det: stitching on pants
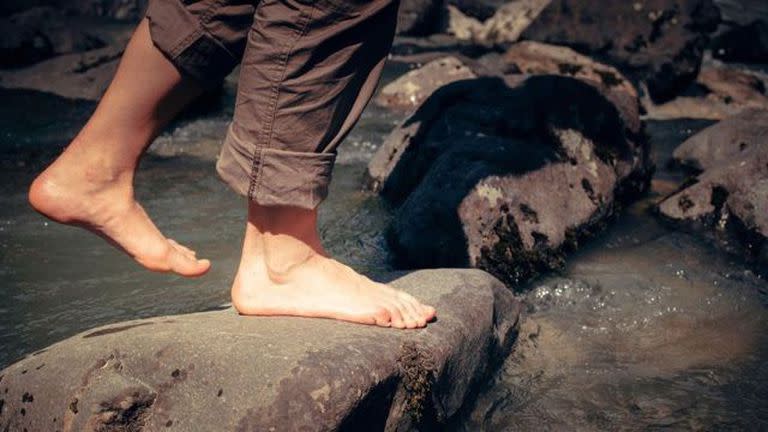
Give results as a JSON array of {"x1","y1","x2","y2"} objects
[
  {"x1": 247, "y1": 1, "x2": 317, "y2": 199},
  {"x1": 166, "y1": 0, "x2": 225, "y2": 58}
]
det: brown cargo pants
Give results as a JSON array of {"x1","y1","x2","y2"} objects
[{"x1": 146, "y1": 0, "x2": 399, "y2": 209}]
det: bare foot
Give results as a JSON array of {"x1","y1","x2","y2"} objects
[
  {"x1": 231, "y1": 203, "x2": 436, "y2": 329},
  {"x1": 28, "y1": 143, "x2": 211, "y2": 277}
]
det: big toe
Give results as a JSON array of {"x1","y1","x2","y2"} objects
[{"x1": 168, "y1": 247, "x2": 210, "y2": 277}]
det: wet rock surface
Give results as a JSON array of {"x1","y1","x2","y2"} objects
[
  {"x1": 368, "y1": 75, "x2": 651, "y2": 285},
  {"x1": 522, "y1": 0, "x2": 721, "y2": 103},
  {"x1": 657, "y1": 109, "x2": 768, "y2": 266},
  {"x1": 0, "y1": 269, "x2": 521, "y2": 432}
]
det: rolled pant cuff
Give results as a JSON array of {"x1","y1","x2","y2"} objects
[
  {"x1": 216, "y1": 125, "x2": 336, "y2": 210},
  {"x1": 146, "y1": 0, "x2": 239, "y2": 88}
]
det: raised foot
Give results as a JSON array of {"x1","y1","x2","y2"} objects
[
  {"x1": 28, "y1": 163, "x2": 210, "y2": 277},
  {"x1": 232, "y1": 254, "x2": 437, "y2": 329}
]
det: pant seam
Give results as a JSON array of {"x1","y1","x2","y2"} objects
[
  {"x1": 166, "y1": 0, "x2": 226, "y2": 58},
  {"x1": 247, "y1": 1, "x2": 318, "y2": 198}
]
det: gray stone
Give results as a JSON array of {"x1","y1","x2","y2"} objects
[
  {"x1": 445, "y1": 0, "x2": 551, "y2": 46},
  {"x1": 657, "y1": 109, "x2": 768, "y2": 264},
  {"x1": 0, "y1": 269, "x2": 521, "y2": 431},
  {"x1": 375, "y1": 56, "x2": 478, "y2": 110},
  {"x1": 368, "y1": 76, "x2": 651, "y2": 285}
]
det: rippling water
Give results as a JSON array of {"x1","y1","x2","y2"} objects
[{"x1": 1, "y1": 65, "x2": 766, "y2": 430}]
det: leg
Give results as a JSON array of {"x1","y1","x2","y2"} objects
[
  {"x1": 221, "y1": 0, "x2": 436, "y2": 328},
  {"x1": 29, "y1": 0, "x2": 254, "y2": 276},
  {"x1": 28, "y1": 19, "x2": 212, "y2": 276}
]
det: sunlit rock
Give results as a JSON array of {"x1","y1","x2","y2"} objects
[
  {"x1": 368, "y1": 76, "x2": 651, "y2": 285},
  {"x1": 522, "y1": 0, "x2": 721, "y2": 103},
  {"x1": 375, "y1": 56, "x2": 479, "y2": 110},
  {"x1": 657, "y1": 108, "x2": 768, "y2": 266},
  {"x1": 0, "y1": 269, "x2": 521, "y2": 431},
  {"x1": 445, "y1": 0, "x2": 551, "y2": 46},
  {"x1": 643, "y1": 63, "x2": 768, "y2": 120}
]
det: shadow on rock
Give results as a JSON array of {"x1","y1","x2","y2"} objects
[{"x1": 368, "y1": 75, "x2": 652, "y2": 286}]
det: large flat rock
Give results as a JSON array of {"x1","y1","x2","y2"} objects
[{"x1": 0, "y1": 269, "x2": 521, "y2": 431}]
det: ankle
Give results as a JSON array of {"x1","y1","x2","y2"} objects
[
  {"x1": 238, "y1": 202, "x2": 328, "y2": 283},
  {"x1": 65, "y1": 141, "x2": 136, "y2": 185}
]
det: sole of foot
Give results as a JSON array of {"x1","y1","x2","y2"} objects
[{"x1": 28, "y1": 163, "x2": 211, "y2": 277}]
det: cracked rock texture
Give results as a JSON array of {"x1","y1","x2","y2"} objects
[
  {"x1": 657, "y1": 109, "x2": 768, "y2": 266},
  {"x1": 0, "y1": 269, "x2": 520, "y2": 432},
  {"x1": 368, "y1": 76, "x2": 651, "y2": 286}
]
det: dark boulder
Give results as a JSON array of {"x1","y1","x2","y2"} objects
[
  {"x1": 711, "y1": 20, "x2": 768, "y2": 64},
  {"x1": 714, "y1": 0, "x2": 768, "y2": 25},
  {"x1": 501, "y1": 41, "x2": 642, "y2": 131},
  {"x1": 375, "y1": 56, "x2": 480, "y2": 110},
  {"x1": 0, "y1": 44, "x2": 124, "y2": 100},
  {"x1": 0, "y1": 269, "x2": 521, "y2": 431},
  {"x1": 367, "y1": 76, "x2": 651, "y2": 285},
  {"x1": 0, "y1": 0, "x2": 148, "y2": 20},
  {"x1": 522, "y1": 0, "x2": 721, "y2": 103},
  {"x1": 397, "y1": 0, "x2": 444, "y2": 36},
  {"x1": 0, "y1": 7, "x2": 106, "y2": 68},
  {"x1": 447, "y1": 0, "x2": 508, "y2": 21},
  {"x1": 61, "y1": 0, "x2": 148, "y2": 21},
  {"x1": 657, "y1": 109, "x2": 768, "y2": 266}
]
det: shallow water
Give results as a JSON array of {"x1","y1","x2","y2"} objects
[
  {"x1": 0, "y1": 69, "x2": 404, "y2": 367},
  {"x1": 1, "y1": 66, "x2": 767, "y2": 430},
  {"x1": 455, "y1": 120, "x2": 768, "y2": 430}
]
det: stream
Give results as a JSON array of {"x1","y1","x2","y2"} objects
[{"x1": 1, "y1": 63, "x2": 766, "y2": 430}]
